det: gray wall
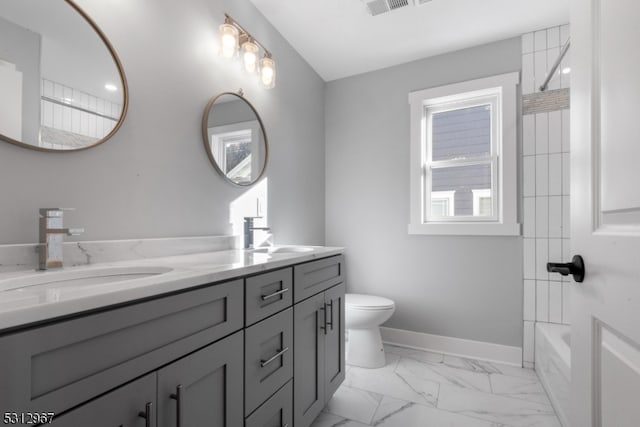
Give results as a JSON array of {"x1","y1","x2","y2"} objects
[
  {"x1": 325, "y1": 38, "x2": 523, "y2": 347},
  {"x1": 0, "y1": 16, "x2": 40, "y2": 144},
  {"x1": 0, "y1": 0, "x2": 326, "y2": 246},
  {"x1": 208, "y1": 99, "x2": 257, "y2": 128}
]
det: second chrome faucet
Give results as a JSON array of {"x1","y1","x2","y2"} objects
[
  {"x1": 38, "y1": 208, "x2": 84, "y2": 270},
  {"x1": 243, "y1": 216, "x2": 270, "y2": 249}
]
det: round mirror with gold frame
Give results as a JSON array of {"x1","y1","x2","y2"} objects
[
  {"x1": 0, "y1": 0, "x2": 128, "y2": 151},
  {"x1": 202, "y1": 92, "x2": 268, "y2": 186}
]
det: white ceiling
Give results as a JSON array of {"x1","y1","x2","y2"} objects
[{"x1": 249, "y1": 0, "x2": 569, "y2": 81}]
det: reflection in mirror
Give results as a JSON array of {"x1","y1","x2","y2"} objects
[
  {"x1": 0, "y1": 0, "x2": 127, "y2": 151},
  {"x1": 202, "y1": 93, "x2": 267, "y2": 186}
]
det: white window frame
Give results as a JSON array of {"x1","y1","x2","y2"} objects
[
  {"x1": 208, "y1": 120, "x2": 260, "y2": 182},
  {"x1": 408, "y1": 72, "x2": 520, "y2": 236},
  {"x1": 425, "y1": 98, "x2": 497, "y2": 223}
]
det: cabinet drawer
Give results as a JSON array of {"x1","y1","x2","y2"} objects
[
  {"x1": 293, "y1": 255, "x2": 344, "y2": 302},
  {"x1": 0, "y1": 279, "x2": 243, "y2": 415},
  {"x1": 245, "y1": 268, "x2": 293, "y2": 326},
  {"x1": 245, "y1": 308, "x2": 293, "y2": 416},
  {"x1": 245, "y1": 380, "x2": 292, "y2": 427}
]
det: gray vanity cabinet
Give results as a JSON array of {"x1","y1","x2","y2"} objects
[
  {"x1": 49, "y1": 373, "x2": 156, "y2": 427},
  {"x1": 157, "y1": 331, "x2": 243, "y2": 427},
  {"x1": 0, "y1": 253, "x2": 344, "y2": 427},
  {"x1": 293, "y1": 281, "x2": 346, "y2": 427}
]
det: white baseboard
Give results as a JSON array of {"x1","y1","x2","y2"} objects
[{"x1": 380, "y1": 327, "x2": 523, "y2": 367}]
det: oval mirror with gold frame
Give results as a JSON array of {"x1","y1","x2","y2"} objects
[
  {"x1": 0, "y1": 0, "x2": 128, "y2": 151},
  {"x1": 202, "y1": 92, "x2": 268, "y2": 186}
]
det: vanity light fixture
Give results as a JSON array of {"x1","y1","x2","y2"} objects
[
  {"x1": 104, "y1": 83, "x2": 118, "y2": 92},
  {"x1": 219, "y1": 21, "x2": 239, "y2": 58},
  {"x1": 219, "y1": 14, "x2": 276, "y2": 89},
  {"x1": 259, "y1": 55, "x2": 276, "y2": 89},
  {"x1": 241, "y1": 39, "x2": 259, "y2": 73}
]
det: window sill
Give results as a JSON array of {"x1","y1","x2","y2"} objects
[{"x1": 408, "y1": 222, "x2": 521, "y2": 236}]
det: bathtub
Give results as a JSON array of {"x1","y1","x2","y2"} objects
[{"x1": 535, "y1": 323, "x2": 571, "y2": 427}]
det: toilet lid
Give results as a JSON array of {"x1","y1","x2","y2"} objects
[{"x1": 345, "y1": 293, "x2": 395, "y2": 310}]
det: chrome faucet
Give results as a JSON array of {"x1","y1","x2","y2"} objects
[
  {"x1": 38, "y1": 208, "x2": 84, "y2": 270},
  {"x1": 244, "y1": 216, "x2": 270, "y2": 249}
]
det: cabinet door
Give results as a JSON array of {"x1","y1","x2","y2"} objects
[
  {"x1": 157, "y1": 331, "x2": 243, "y2": 427},
  {"x1": 293, "y1": 293, "x2": 325, "y2": 427},
  {"x1": 324, "y1": 283, "x2": 346, "y2": 401},
  {"x1": 50, "y1": 373, "x2": 156, "y2": 427}
]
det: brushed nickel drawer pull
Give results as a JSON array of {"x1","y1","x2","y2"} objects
[
  {"x1": 260, "y1": 347, "x2": 290, "y2": 367},
  {"x1": 261, "y1": 287, "x2": 290, "y2": 301}
]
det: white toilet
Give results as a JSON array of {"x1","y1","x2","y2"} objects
[{"x1": 345, "y1": 293, "x2": 395, "y2": 368}]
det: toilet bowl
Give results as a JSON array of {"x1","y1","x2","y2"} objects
[{"x1": 345, "y1": 293, "x2": 395, "y2": 368}]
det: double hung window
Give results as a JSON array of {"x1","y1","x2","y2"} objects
[{"x1": 408, "y1": 73, "x2": 520, "y2": 236}]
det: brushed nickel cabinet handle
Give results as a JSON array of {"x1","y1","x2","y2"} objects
[
  {"x1": 260, "y1": 347, "x2": 290, "y2": 367},
  {"x1": 261, "y1": 287, "x2": 289, "y2": 301}
]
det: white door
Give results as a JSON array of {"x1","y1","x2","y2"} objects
[{"x1": 568, "y1": 0, "x2": 640, "y2": 426}]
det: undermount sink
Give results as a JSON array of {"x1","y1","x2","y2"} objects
[
  {"x1": 252, "y1": 246, "x2": 314, "y2": 254},
  {"x1": 0, "y1": 266, "x2": 174, "y2": 293}
]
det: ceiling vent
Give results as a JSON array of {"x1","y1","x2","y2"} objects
[{"x1": 361, "y1": 0, "x2": 410, "y2": 16}]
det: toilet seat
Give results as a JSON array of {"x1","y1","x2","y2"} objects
[{"x1": 346, "y1": 293, "x2": 395, "y2": 310}]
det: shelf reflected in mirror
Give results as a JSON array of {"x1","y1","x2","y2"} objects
[{"x1": 0, "y1": 0, "x2": 128, "y2": 151}]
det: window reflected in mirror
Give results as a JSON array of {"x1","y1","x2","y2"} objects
[{"x1": 203, "y1": 93, "x2": 267, "y2": 186}]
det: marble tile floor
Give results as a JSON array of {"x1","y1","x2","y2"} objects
[{"x1": 311, "y1": 345, "x2": 561, "y2": 427}]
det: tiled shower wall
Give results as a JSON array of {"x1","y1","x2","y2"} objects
[
  {"x1": 40, "y1": 78, "x2": 121, "y2": 149},
  {"x1": 521, "y1": 25, "x2": 571, "y2": 367}
]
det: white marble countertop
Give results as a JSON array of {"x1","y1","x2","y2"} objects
[{"x1": 0, "y1": 245, "x2": 343, "y2": 332}]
